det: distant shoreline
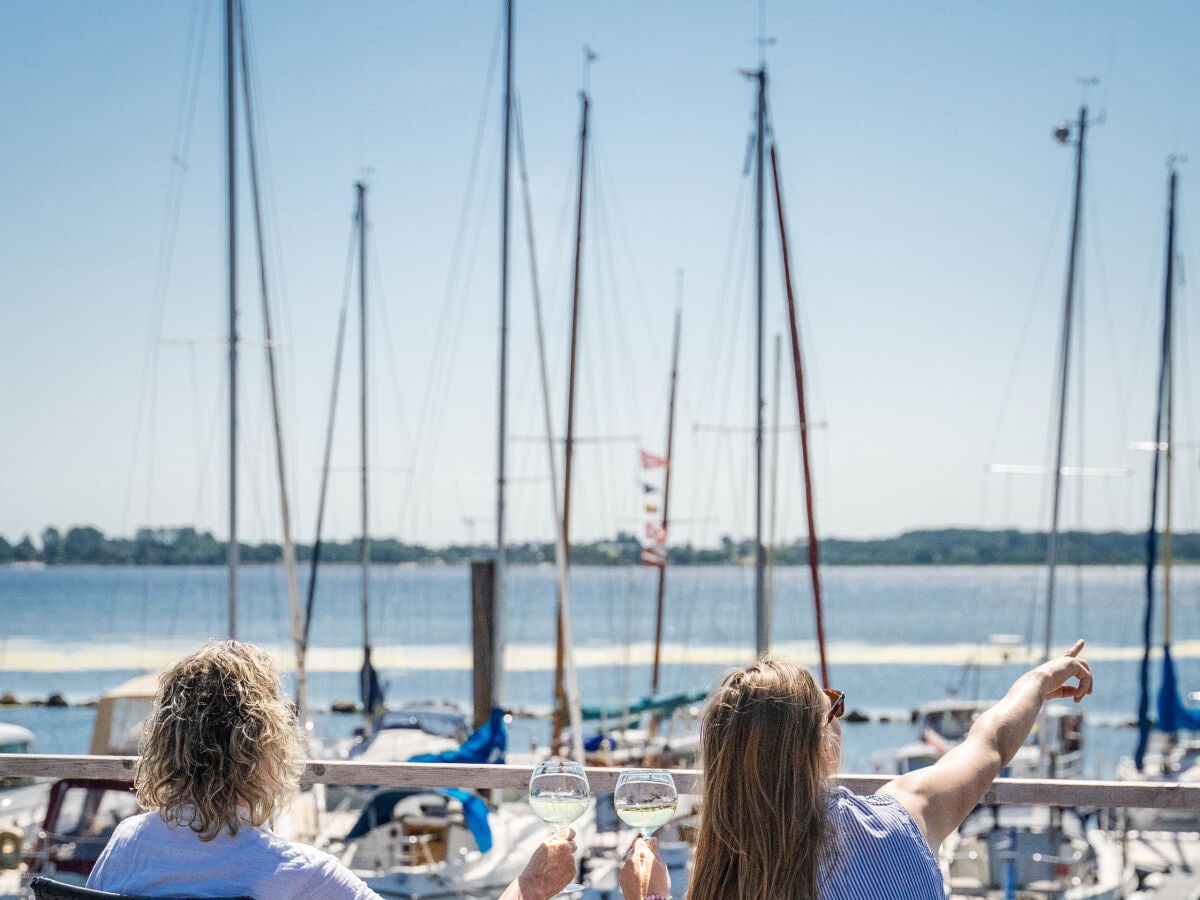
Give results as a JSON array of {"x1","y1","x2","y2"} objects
[{"x1": 4, "y1": 526, "x2": 1199, "y2": 567}]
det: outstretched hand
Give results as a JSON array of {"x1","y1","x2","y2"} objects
[
  {"x1": 510, "y1": 827, "x2": 578, "y2": 900},
  {"x1": 620, "y1": 836, "x2": 670, "y2": 900},
  {"x1": 1037, "y1": 639, "x2": 1093, "y2": 703}
]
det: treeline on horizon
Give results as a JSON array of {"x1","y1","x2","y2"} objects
[{"x1": 4, "y1": 524, "x2": 1200, "y2": 567}]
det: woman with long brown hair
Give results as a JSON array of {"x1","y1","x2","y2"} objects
[{"x1": 622, "y1": 640, "x2": 1093, "y2": 899}]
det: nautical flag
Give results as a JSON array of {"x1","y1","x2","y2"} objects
[
  {"x1": 642, "y1": 482, "x2": 661, "y2": 495},
  {"x1": 645, "y1": 522, "x2": 667, "y2": 543},
  {"x1": 641, "y1": 546, "x2": 666, "y2": 567},
  {"x1": 645, "y1": 502, "x2": 659, "y2": 514},
  {"x1": 640, "y1": 449, "x2": 669, "y2": 469}
]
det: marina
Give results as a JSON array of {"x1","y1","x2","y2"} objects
[{"x1": 4, "y1": 0, "x2": 1200, "y2": 897}]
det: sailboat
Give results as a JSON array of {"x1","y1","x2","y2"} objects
[{"x1": 1115, "y1": 163, "x2": 1200, "y2": 832}]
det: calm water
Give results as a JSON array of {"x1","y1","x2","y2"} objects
[{"x1": 2, "y1": 563, "x2": 1198, "y2": 776}]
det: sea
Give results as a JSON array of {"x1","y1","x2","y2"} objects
[{"x1": 2, "y1": 562, "x2": 1198, "y2": 779}]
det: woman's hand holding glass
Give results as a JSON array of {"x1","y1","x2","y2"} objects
[{"x1": 528, "y1": 759, "x2": 591, "y2": 894}]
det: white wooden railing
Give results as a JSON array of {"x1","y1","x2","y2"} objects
[{"x1": 2, "y1": 755, "x2": 1198, "y2": 811}]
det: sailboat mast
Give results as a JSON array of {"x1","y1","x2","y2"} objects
[
  {"x1": 1163, "y1": 169, "x2": 1177, "y2": 643},
  {"x1": 769, "y1": 141, "x2": 829, "y2": 686},
  {"x1": 554, "y1": 89, "x2": 589, "y2": 748},
  {"x1": 1135, "y1": 163, "x2": 1179, "y2": 771},
  {"x1": 651, "y1": 296, "x2": 682, "y2": 698},
  {"x1": 357, "y1": 182, "x2": 369, "y2": 655},
  {"x1": 1043, "y1": 105, "x2": 1087, "y2": 662},
  {"x1": 225, "y1": 0, "x2": 239, "y2": 638},
  {"x1": 494, "y1": 0, "x2": 513, "y2": 709},
  {"x1": 235, "y1": 0, "x2": 305, "y2": 725},
  {"x1": 753, "y1": 67, "x2": 768, "y2": 659}
]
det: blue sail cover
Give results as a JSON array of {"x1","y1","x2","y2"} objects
[
  {"x1": 1157, "y1": 646, "x2": 1200, "y2": 733},
  {"x1": 408, "y1": 707, "x2": 507, "y2": 765}
]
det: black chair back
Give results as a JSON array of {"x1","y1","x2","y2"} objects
[{"x1": 29, "y1": 876, "x2": 255, "y2": 900}]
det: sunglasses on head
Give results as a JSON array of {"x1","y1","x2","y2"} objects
[{"x1": 823, "y1": 689, "x2": 845, "y2": 724}]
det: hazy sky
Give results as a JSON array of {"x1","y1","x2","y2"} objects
[{"x1": 2, "y1": 1, "x2": 1199, "y2": 549}]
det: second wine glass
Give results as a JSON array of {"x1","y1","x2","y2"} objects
[{"x1": 613, "y1": 768, "x2": 678, "y2": 840}]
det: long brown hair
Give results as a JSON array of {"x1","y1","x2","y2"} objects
[
  {"x1": 688, "y1": 658, "x2": 836, "y2": 900},
  {"x1": 135, "y1": 641, "x2": 303, "y2": 840}
]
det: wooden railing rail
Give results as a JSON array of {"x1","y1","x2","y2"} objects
[{"x1": 1, "y1": 755, "x2": 1197, "y2": 810}]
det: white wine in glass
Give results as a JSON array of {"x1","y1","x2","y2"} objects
[
  {"x1": 528, "y1": 758, "x2": 590, "y2": 894},
  {"x1": 614, "y1": 769, "x2": 678, "y2": 840}
]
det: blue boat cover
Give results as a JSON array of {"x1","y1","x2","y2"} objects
[
  {"x1": 1157, "y1": 646, "x2": 1200, "y2": 733},
  {"x1": 408, "y1": 707, "x2": 507, "y2": 765}
]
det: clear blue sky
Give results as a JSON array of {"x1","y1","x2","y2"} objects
[{"x1": 2, "y1": 1, "x2": 1198, "y2": 549}]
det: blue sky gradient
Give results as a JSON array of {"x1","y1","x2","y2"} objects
[{"x1": 2, "y1": 1, "x2": 1199, "y2": 548}]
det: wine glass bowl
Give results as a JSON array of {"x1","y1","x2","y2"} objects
[{"x1": 613, "y1": 768, "x2": 678, "y2": 839}]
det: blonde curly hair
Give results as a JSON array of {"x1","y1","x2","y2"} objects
[{"x1": 134, "y1": 640, "x2": 304, "y2": 840}]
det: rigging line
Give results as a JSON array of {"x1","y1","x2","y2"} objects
[
  {"x1": 302, "y1": 217, "x2": 359, "y2": 654},
  {"x1": 693, "y1": 222, "x2": 751, "y2": 553},
  {"x1": 413, "y1": 140, "x2": 503, "y2": 542},
  {"x1": 512, "y1": 92, "x2": 566, "y2": 551},
  {"x1": 582, "y1": 156, "x2": 630, "y2": 536},
  {"x1": 700, "y1": 176, "x2": 752, "y2": 436},
  {"x1": 238, "y1": 0, "x2": 305, "y2": 704},
  {"x1": 592, "y1": 138, "x2": 653, "y2": 450},
  {"x1": 692, "y1": 187, "x2": 753, "y2": 546},
  {"x1": 399, "y1": 2, "x2": 504, "y2": 539},
  {"x1": 239, "y1": 2, "x2": 303, "y2": 512},
  {"x1": 119, "y1": 0, "x2": 211, "y2": 534},
  {"x1": 368, "y1": 232, "x2": 415, "y2": 485},
  {"x1": 187, "y1": 342, "x2": 206, "y2": 523},
  {"x1": 193, "y1": 363, "x2": 226, "y2": 529},
  {"x1": 589, "y1": 131, "x2": 658, "y2": 401},
  {"x1": 1083, "y1": 172, "x2": 1132, "y2": 455},
  {"x1": 981, "y1": 155, "x2": 1075, "y2": 477},
  {"x1": 586, "y1": 139, "x2": 641, "y2": 439}
]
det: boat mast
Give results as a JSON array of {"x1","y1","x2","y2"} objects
[
  {"x1": 235, "y1": 0, "x2": 306, "y2": 725},
  {"x1": 224, "y1": 0, "x2": 239, "y2": 638},
  {"x1": 650, "y1": 290, "x2": 683, "y2": 698},
  {"x1": 752, "y1": 66, "x2": 768, "y2": 658},
  {"x1": 494, "y1": 0, "x2": 513, "y2": 710},
  {"x1": 1044, "y1": 105, "x2": 1087, "y2": 662},
  {"x1": 553, "y1": 86, "x2": 590, "y2": 750},
  {"x1": 1136, "y1": 164, "x2": 1178, "y2": 770},
  {"x1": 1163, "y1": 167, "x2": 1177, "y2": 645},
  {"x1": 769, "y1": 140, "x2": 829, "y2": 686},
  {"x1": 766, "y1": 333, "x2": 780, "y2": 642},
  {"x1": 356, "y1": 182, "x2": 380, "y2": 733}
]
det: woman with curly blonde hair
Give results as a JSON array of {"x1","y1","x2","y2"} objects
[
  {"x1": 621, "y1": 641, "x2": 1094, "y2": 900},
  {"x1": 88, "y1": 641, "x2": 577, "y2": 900}
]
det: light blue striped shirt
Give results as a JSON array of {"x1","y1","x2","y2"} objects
[{"x1": 818, "y1": 787, "x2": 945, "y2": 899}]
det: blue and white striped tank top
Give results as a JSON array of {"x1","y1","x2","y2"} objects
[{"x1": 818, "y1": 787, "x2": 945, "y2": 899}]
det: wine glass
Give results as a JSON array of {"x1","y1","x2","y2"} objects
[
  {"x1": 528, "y1": 758, "x2": 590, "y2": 894},
  {"x1": 614, "y1": 768, "x2": 678, "y2": 840}
]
